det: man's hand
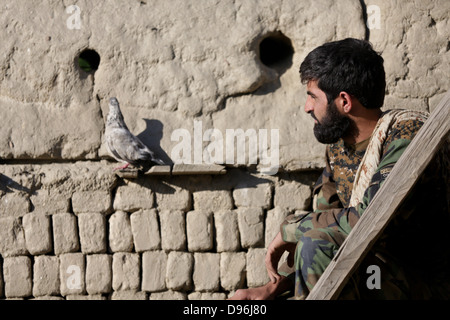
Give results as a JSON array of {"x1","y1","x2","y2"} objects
[
  {"x1": 228, "y1": 232, "x2": 297, "y2": 300},
  {"x1": 228, "y1": 285, "x2": 274, "y2": 300},
  {"x1": 265, "y1": 232, "x2": 296, "y2": 284},
  {"x1": 228, "y1": 276, "x2": 293, "y2": 300}
]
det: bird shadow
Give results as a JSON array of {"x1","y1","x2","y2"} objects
[
  {"x1": 0, "y1": 173, "x2": 33, "y2": 194},
  {"x1": 136, "y1": 119, "x2": 173, "y2": 165}
]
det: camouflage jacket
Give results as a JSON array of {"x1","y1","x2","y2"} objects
[{"x1": 281, "y1": 109, "x2": 450, "y2": 299}]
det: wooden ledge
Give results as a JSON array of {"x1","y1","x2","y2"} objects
[{"x1": 115, "y1": 164, "x2": 227, "y2": 179}]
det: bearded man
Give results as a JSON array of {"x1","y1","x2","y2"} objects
[{"x1": 230, "y1": 38, "x2": 450, "y2": 300}]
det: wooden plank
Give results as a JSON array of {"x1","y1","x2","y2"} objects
[
  {"x1": 171, "y1": 164, "x2": 227, "y2": 175},
  {"x1": 115, "y1": 164, "x2": 226, "y2": 179},
  {"x1": 307, "y1": 91, "x2": 450, "y2": 300},
  {"x1": 147, "y1": 165, "x2": 172, "y2": 175},
  {"x1": 115, "y1": 170, "x2": 139, "y2": 179}
]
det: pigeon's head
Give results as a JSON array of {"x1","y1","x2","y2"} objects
[
  {"x1": 109, "y1": 97, "x2": 119, "y2": 107},
  {"x1": 108, "y1": 97, "x2": 121, "y2": 114},
  {"x1": 106, "y1": 97, "x2": 126, "y2": 126}
]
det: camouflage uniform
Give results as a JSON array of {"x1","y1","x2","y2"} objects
[{"x1": 279, "y1": 110, "x2": 450, "y2": 299}]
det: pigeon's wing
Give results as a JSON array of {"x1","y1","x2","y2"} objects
[
  {"x1": 105, "y1": 127, "x2": 127, "y2": 163},
  {"x1": 107, "y1": 127, "x2": 165, "y2": 166},
  {"x1": 128, "y1": 135, "x2": 166, "y2": 165},
  {"x1": 105, "y1": 127, "x2": 140, "y2": 164}
]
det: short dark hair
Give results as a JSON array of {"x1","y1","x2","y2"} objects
[{"x1": 299, "y1": 38, "x2": 386, "y2": 110}]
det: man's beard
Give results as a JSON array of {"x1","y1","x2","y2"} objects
[{"x1": 312, "y1": 101, "x2": 357, "y2": 144}]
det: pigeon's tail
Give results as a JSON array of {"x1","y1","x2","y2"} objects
[
  {"x1": 152, "y1": 157, "x2": 167, "y2": 166},
  {"x1": 137, "y1": 157, "x2": 167, "y2": 173}
]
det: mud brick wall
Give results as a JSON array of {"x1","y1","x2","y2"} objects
[{"x1": 0, "y1": 163, "x2": 318, "y2": 300}]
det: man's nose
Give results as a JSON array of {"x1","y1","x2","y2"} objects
[{"x1": 304, "y1": 97, "x2": 314, "y2": 113}]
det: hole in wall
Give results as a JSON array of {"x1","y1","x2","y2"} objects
[
  {"x1": 258, "y1": 31, "x2": 294, "y2": 71},
  {"x1": 77, "y1": 49, "x2": 100, "y2": 73}
]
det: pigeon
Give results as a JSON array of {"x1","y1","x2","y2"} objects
[{"x1": 105, "y1": 97, "x2": 166, "y2": 171}]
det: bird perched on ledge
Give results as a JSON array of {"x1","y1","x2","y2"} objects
[{"x1": 105, "y1": 97, "x2": 166, "y2": 172}]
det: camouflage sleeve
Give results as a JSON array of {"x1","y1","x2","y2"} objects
[
  {"x1": 281, "y1": 119, "x2": 424, "y2": 243},
  {"x1": 280, "y1": 146, "x2": 343, "y2": 243}
]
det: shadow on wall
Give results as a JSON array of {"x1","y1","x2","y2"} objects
[
  {"x1": 136, "y1": 119, "x2": 173, "y2": 166},
  {"x1": 0, "y1": 173, "x2": 34, "y2": 195}
]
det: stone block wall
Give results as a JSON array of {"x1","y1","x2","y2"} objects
[
  {"x1": 1, "y1": 0, "x2": 448, "y2": 300},
  {"x1": 0, "y1": 163, "x2": 318, "y2": 299}
]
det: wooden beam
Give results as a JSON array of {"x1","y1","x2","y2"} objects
[
  {"x1": 115, "y1": 164, "x2": 227, "y2": 179},
  {"x1": 307, "y1": 91, "x2": 450, "y2": 300},
  {"x1": 171, "y1": 164, "x2": 227, "y2": 175}
]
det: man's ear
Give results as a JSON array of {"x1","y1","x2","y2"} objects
[{"x1": 336, "y1": 91, "x2": 353, "y2": 114}]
